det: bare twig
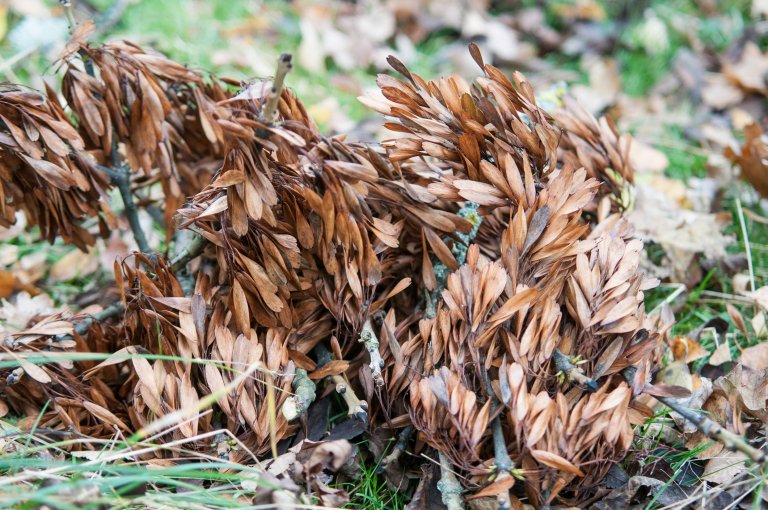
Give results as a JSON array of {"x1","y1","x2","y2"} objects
[
  {"x1": 379, "y1": 425, "x2": 413, "y2": 473},
  {"x1": 170, "y1": 231, "x2": 206, "y2": 269},
  {"x1": 622, "y1": 367, "x2": 767, "y2": 466},
  {"x1": 359, "y1": 319, "x2": 385, "y2": 388},
  {"x1": 313, "y1": 344, "x2": 368, "y2": 423},
  {"x1": 554, "y1": 349, "x2": 598, "y2": 392},
  {"x1": 73, "y1": 303, "x2": 125, "y2": 336},
  {"x1": 491, "y1": 415, "x2": 515, "y2": 510},
  {"x1": 656, "y1": 393, "x2": 766, "y2": 464},
  {"x1": 437, "y1": 451, "x2": 465, "y2": 510},
  {"x1": 170, "y1": 229, "x2": 206, "y2": 295},
  {"x1": 261, "y1": 54, "x2": 293, "y2": 124},
  {"x1": 330, "y1": 373, "x2": 368, "y2": 423},
  {"x1": 481, "y1": 367, "x2": 519, "y2": 509},
  {"x1": 60, "y1": 0, "x2": 77, "y2": 32},
  {"x1": 112, "y1": 165, "x2": 152, "y2": 255},
  {"x1": 281, "y1": 368, "x2": 316, "y2": 422}
]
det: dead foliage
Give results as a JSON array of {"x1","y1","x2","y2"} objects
[{"x1": 0, "y1": 30, "x2": 673, "y2": 507}]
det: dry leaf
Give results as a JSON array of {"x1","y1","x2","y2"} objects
[
  {"x1": 702, "y1": 450, "x2": 748, "y2": 484},
  {"x1": 739, "y1": 342, "x2": 768, "y2": 371},
  {"x1": 709, "y1": 342, "x2": 732, "y2": 366}
]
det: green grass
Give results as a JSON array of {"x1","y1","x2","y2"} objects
[
  {"x1": 340, "y1": 454, "x2": 407, "y2": 510},
  {"x1": 657, "y1": 126, "x2": 709, "y2": 180},
  {"x1": 0, "y1": 455, "x2": 284, "y2": 509}
]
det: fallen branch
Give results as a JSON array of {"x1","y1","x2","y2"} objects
[
  {"x1": 61, "y1": 0, "x2": 77, "y2": 31},
  {"x1": 656, "y1": 391, "x2": 766, "y2": 464},
  {"x1": 72, "y1": 14, "x2": 151, "y2": 257},
  {"x1": 115, "y1": 166, "x2": 151, "y2": 255},
  {"x1": 281, "y1": 344, "x2": 369, "y2": 423},
  {"x1": 73, "y1": 302, "x2": 125, "y2": 336},
  {"x1": 481, "y1": 368, "x2": 519, "y2": 509},
  {"x1": 359, "y1": 319, "x2": 385, "y2": 388},
  {"x1": 171, "y1": 229, "x2": 206, "y2": 296},
  {"x1": 170, "y1": 231, "x2": 206, "y2": 269},
  {"x1": 281, "y1": 368, "x2": 316, "y2": 422},
  {"x1": 491, "y1": 415, "x2": 515, "y2": 510},
  {"x1": 622, "y1": 367, "x2": 767, "y2": 466},
  {"x1": 560, "y1": 365, "x2": 768, "y2": 467},
  {"x1": 437, "y1": 451, "x2": 465, "y2": 510}
]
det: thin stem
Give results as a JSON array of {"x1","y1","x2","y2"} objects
[
  {"x1": 314, "y1": 344, "x2": 368, "y2": 423},
  {"x1": 170, "y1": 229, "x2": 206, "y2": 296},
  {"x1": 95, "y1": 163, "x2": 152, "y2": 255},
  {"x1": 554, "y1": 349, "x2": 598, "y2": 392},
  {"x1": 379, "y1": 425, "x2": 413, "y2": 473},
  {"x1": 622, "y1": 367, "x2": 767, "y2": 466},
  {"x1": 73, "y1": 303, "x2": 125, "y2": 336},
  {"x1": 491, "y1": 415, "x2": 514, "y2": 510},
  {"x1": 261, "y1": 54, "x2": 292, "y2": 124},
  {"x1": 116, "y1": 167, "x2": 151, "y2": 255},
  {"x1": 170, "y1": 232, "x2": 206, "y2": 269},
  {"x1": 657, "y1": 392, "x2": 766, "y2": 465},
  {"x1": 60, "y1": 0, "x2": 77, "y2": 32},
  {"x1": 481, "y1": 364, "x2": 515, "y2": 509}
]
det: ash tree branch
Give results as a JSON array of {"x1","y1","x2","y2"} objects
[
  {"x1": 483, "y1": 373, "x2": 517, "y2": 510},
  {"x1": 554, "y1": 364, "x2": 768, "y2": 467},
  {"x1": 554, "y1": 349, "x2": 598, "y2": 392},
  {"x1": 111, "y1": 164, "x2": 152, "y2": 255},
  {"x1": 281, "y1": 344, "x2": 369, "y2": 423},
  {"x1": 282, "y1": 368, "x2": 316, "y2": 422},
  {"x1": 261, "y1": 54, "x2": 293, "y2": 124},
  {"x1": 97, "y1": 163, "x2": 151, "y2": 255},
  {"x1": 315, "y1": 344, "x2": 368, "y2": 422},
  {"x1": 330, "y1": 373, "x2": 368, "y2": 423},
  {"x1": 617, "y1": 367, "x2": 767, "y2": 466},
  {"x1": 73, "y1": 302, "x2": 125, "y2": 336},
  {"x1": 77, "y1": 19, "x2": 151, "y2": 256},
  {"x1": 379, "y1": 425, "x2": 413, "y2": 473},
  {"x1": 437, "y1": 451, "x2": 465, "y2": 510},
  {"x1": 360, "y1": 319, "x2": 384, "y2": 388},
  {"x1": 652, "y1": 386, "x2": 767, "y2": 465}
]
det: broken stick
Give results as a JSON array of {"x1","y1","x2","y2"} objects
[
  {"x1": 360, "y1": 319, "x2": 385, "y2": 388},
  {"x1": 281, "y1": 368, "x2": 316, "y2": 422}
]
